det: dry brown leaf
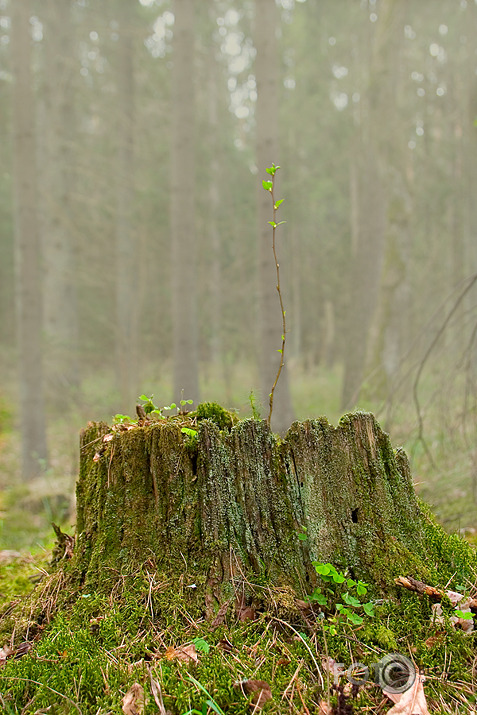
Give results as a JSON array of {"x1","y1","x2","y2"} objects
[
  {"x1": 450, "y1": 612, "x2": 474, "y2": 633},
  {"x1": 0, "y1": 645, "x2": 15, "y2": 666},
  {"x1": 217, "y1": 636, "x2": 234, "y2": 652},
  {"x1": 445, "y1": 590, "x2": 464, "y2": 606},
  {"x1": 317, "y1": 701, "x2": 332, "y2": 714},
  {"x1": 424, "y1": 634, "x2": 444, "y2": 649},
  {"x1": 235, "y1": 592, "x2": 257, "y2": 622},
  {"x1": 122, "y1": 683, "x2": 145, "y2": 715},
  {"x1": 384, "y1": 672, "x2": 430, "y2": 715},
  {"x1": 14, "y1": 641, "x2": 32, "y2": 659},
  {"x1": 237, "y1": 679, "x2": 272, "y2": 708},
  {"x1": 237, "y1": 606, "x2": 257, "y2": 622},
  {"x1": 430, "y1": 602, "x2": 444, "y2": 625},
  {"x1": 321, "y1": 657, "x2": 338, "y2": 674},
  {"x1": 163, "y1": 643, "x2": 198, "y2": 664}
]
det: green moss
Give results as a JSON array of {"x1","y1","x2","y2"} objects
[
  {"x1": 1, "y1": 556, "x2": 477, "y2": 713},
  {"x1": 193, "y1": 402, "x2": 237, "y2": 431},
  {"x1": 0, "y1": 552, "x2": 49, "y2": 604},
  {"x1": 3, "y1": 408, "x2": 476, "y2": 711}
]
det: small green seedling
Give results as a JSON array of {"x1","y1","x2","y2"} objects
[
  {"x1": 248, "y1": 390, "x2": 261, "y2": 420},
  {"x1": 191, "y1": 637, "x2": 210, "y2": 653},
  {"x1": 113, "y1": 413, "x2": 136, "y2": 424},
  {"x1": 455, "y1": 609, "x2": 473, "y2": 620},
  {"x1": 181, "y1": 427, "x2": 198, "y2": 438},
  {"x1": 263, "y1": 163, "x2": 287, "y2": 426},
  {"x1": 139, "y1": 394, "x2": 164, "y2": 417},
  {"x1": 307, "y1": 562, "x2": 375, "y2": 627},
  {"x1": 138, "y1": 395, "x2": 194, "y2": 418}
]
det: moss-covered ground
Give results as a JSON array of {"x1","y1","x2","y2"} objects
[
  {"x1": 0, "y1": 371, "x2": 476, "y2": 713},
  {"x1": 0, "y1": 508, "x2": 476, "y2": 714}
]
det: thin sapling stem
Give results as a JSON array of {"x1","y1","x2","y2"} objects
[{"x1": 262, "y1": 163, "x2": 286, "y2": 426}]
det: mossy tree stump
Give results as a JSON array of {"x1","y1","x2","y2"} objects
[{"x1": 73, "y1": 410, "x2": 433, "y2": 599}]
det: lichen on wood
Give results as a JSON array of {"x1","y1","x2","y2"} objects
[{"x1": 72, "y1": 410, "x2": 447, "y2": 595}]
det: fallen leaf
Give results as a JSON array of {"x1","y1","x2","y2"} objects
[
  {"x1": 430, "y1": 602, "x2": 444, "y2": 625},
  {"x1": 163, "y1": 643, "x2": 198, "y2": 664},
  {"x1": 384, "y1": 672, "x2": 430, "y2": 715},
  {"x1": 0, "y1": 645, "x2": 15, "y2": 666},
  {"x1": 445, "y1": 590, "x2": 464, "y2": 606},
  {"x1": 217, "y1": 636, "x2": 234, "y2": 652},
  {"x1": 317, "y1": 701, "x2": 332, "y2": 714},
  {"x1": 321, "y1": 657, "x2": 339, "y2": 674},
  {"x1": 14, "y1": 641, "x2": 32, "y2": 658},
  {"x1": 237, "y1": 605, "x2": 257, "y2": 622},
  {"x1": 235, "y1": 592, "x2": 257, "y2": 622},
  {"x1": 236, "y1": 679, "x2": 272, "y2": 708},
  {"x1": 103, "y1": 433, "x2": 114, "y2": 442},
  {"x1": 122, "y1": 683, "x2": 145, "y2": 715},
  {"x1": 424, "y1": 634, "x2": 443, "y2": 649},
  {"x1": 450, "y1": 612, "x2": 474, "y2": 633}
]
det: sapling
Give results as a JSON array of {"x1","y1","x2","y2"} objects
[{"x1": 262, "y1": 163, "x2": 286, "y2": 426}]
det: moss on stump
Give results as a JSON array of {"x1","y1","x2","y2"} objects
[{"x1": 73, "y1": 410, "x2": 450, "y2": 594}]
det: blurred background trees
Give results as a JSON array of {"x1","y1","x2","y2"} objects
[{"x1": 1, "y1": 0, "x2": 477, "y2": 544}]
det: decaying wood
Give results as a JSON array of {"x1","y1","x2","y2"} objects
[
  {"x1": 395, "y1": 575, "x2": 477, "y2": 611},
  {"x1": 72, "y1": 411, "x2": 433, "y2": 594}
]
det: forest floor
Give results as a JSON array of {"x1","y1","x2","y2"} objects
[
  {"x1": 0, "y1": 529, "x2": 476, "y2": 714},
  {"x1": 0, "y1": 367, "x2": 476, "y2": 712}
]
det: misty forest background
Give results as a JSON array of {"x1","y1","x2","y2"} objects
[{"x1": 1, "y1": 0, "x2": 477, "y2": 550}]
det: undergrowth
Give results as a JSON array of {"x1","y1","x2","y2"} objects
[{"x1": 0, "y1": 530, "x2": 476, "y2": 714}]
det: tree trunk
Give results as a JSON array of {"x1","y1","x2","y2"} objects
[
  {"x1": 341, "y1": 1, "x2": 406, "y2": 410},
  {"x1": 115, "y1": 2, "x2": 139, "y2": 410},
  {"x1": 170, "y1": 0, "x2": 199, "y2": 403},
  {"x1": 366, "y1": 0, "x2": 411, "y2": 408},
  {"x1": 74, "y1": 410, "x2": 430, "y2": 596},
  {"x1": 41, "y1": 0, "x2": 79, "y2": 403},
  {"x1": 11, "y1": 0, "x2": 48, "y2": 479}
]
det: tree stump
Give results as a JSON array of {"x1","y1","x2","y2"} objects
[{"x1": 73, "y1": 409, "x2": 434, "y2": 597}]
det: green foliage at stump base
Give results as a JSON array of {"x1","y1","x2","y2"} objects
[{"x1": 0, "y1": 547, "x2": 476, "y2": 714}]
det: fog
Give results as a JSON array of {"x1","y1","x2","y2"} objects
[{"x1": 1, "y1": 0, "x2": 477, "y2": 547}]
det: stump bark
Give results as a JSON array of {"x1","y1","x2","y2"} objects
[{"x1": 73, "y1": 411, "x2": 432, "y2": 595}]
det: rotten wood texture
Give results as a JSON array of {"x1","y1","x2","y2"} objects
[{"x1": 73, "y1": 412, "x2": 431, "y2": 593}]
